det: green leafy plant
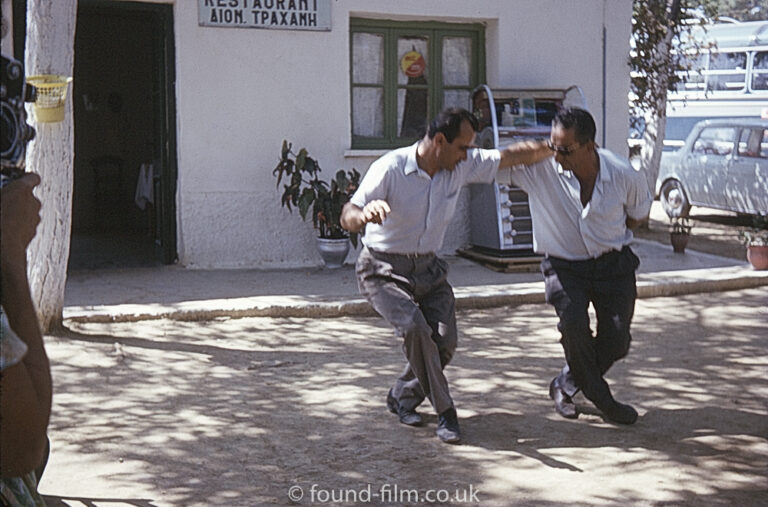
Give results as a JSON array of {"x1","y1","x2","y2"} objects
[
  {"x1": 670, "y1": 216, "x2": 692, "y2": 235},
  {"x1": 273, "y1": 140, "x2": 360, "y2": 246},
  {"x1": 740, "y1": 215, "x2": 768, "y2": 247}
]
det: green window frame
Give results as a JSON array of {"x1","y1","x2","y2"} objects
[{"x1": 350, "y1": 18, "x2": 485, "y2": 149}]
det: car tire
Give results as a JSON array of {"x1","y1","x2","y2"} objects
[{"x1": 660, "y1": 179, "x2": 691, "y2": 218}]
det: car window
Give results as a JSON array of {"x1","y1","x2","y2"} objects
[
  {"x1": 762, "y1": 129, "x2": 768, "y2": 159},
  {"x1": 692, "y1": 127, "x2": 736, "y2": 156},
  {"x1": 738, "y1": 128, "x2": 767, "y2": 159}
]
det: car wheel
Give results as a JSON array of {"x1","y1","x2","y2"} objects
[{"x1": 660, "y1": 179, "x2": 691, "y2": 218}]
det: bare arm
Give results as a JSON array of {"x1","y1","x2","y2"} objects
[
  {"x1": 498, "y1": 139, "x2": 552, "y2": 169},
  {"x1": 341, "y1": 200, "x2": 391, "y2": 234},
  {"x1": 0, "y1": 173, "x2": 52, "y2": 479}
]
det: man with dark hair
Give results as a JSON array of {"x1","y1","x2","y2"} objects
[
  {"x1": 501, "y1": 106, "x2": 652, "y2": 425},
  {"x1": 341, "y1": 107, "x2": 550, "y2": 443}
]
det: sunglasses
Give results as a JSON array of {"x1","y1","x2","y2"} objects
[{"x1": 546, "y1": 140, "x2": 581, "y2": 155}]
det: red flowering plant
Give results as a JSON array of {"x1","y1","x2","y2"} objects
[{"x1": 273, "y1": 140, "x2": 360, "y2": 246}]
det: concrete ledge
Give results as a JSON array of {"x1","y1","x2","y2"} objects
[
  {"x1": 637, "y1": 265, "x2": 768, "y2": 298},
  {"x1": 63, "y1": 265, "x2": 767, "y2": 323}
]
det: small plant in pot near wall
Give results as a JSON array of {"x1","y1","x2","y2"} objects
[
  {"x1": 669, "y1": 217, "x2": 692, "y2": 254},
  {"x1": 273, "y1": 140, "x2": 360, "y2": 268},
  {"x1": 739, "y1": 215, "x2": 768, "y2": 270}
]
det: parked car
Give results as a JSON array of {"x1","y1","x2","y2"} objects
[{"x1": 656, "y1": 118, "x2": 768, "y2": 218}]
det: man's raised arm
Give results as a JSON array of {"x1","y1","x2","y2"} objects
[{"x1": 498, "y1": 139, "x2": 552, "y2": 169}]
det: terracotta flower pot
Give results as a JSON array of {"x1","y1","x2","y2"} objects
[
  {"x1": 746, "y1": 244, "x2": 768, "y2": 270},
  {"x1": 670, "y1": 232, "x2": 689, "y2": 253}
]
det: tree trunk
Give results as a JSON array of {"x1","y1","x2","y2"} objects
[
  {"x1": 636, "y1": 0, "x2": 682, "y2": 227},
  {"x1": 25, "y1": 0, "x2": 78, "y2": 333},
  {"x1": 639, "y1": 82, "x2": 670, "y2": 200}
]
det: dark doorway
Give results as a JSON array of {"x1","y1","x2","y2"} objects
[{"x1": 70, "y1": 0, "x2": 176, "y2": 270}]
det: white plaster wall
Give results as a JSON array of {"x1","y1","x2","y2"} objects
[{"x1": 124, "y1": 0, "x2": 634, "y2": 268}]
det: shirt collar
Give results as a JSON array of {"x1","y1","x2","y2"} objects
[
  {"x1": 556, "y1": 148, "x2": 611, "y2": 182},
  {"x1": 403, "y1": 142, "x2": 421, "y2": 175},
  {"x1": 596, "y1": 149, "x2": 611, "y2": 182}
]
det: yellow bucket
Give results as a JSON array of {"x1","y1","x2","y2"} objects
[{"x1": 26, "y1": 75, "x2": 73, "y2": 123}]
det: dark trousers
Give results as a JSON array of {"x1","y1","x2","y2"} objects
[
  {"x1": 541, "y1": 246, "x2": 639, "y2": 406},
  {"x1": 356, "y1": 247, "x2": 457, "y2": 415}
]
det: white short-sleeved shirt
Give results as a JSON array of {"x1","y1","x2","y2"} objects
[
  {"x1": 500, "y1": 148, "x2": 652, "y2": 260},
  {"x1": 351, "y1": 142, "x2": 501, "y2": 254}
]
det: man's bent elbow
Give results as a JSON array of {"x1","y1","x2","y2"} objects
[{"x1": 626, "y1": 216, "x2": 643, "y2": 230}]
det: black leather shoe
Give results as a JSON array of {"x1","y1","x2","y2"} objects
[
  {"x1": 596, "y1": 399, "x2": 638, "y2": 425},
  {"x1": 436, "y1": 407, "x2": 461, "y2": 444},
  {"x1": 549, "y1": 378, "x2": 578, "y2": 419},
  {"x1": 387, "y1": 389, "x2": 423, "y2": 427}
]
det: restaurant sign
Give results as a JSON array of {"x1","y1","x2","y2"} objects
[{"x1": 199, "y1": 0, "x2": 331, "y2": 31}]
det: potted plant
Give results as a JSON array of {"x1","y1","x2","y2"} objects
[
  {"x1": 740, "y1": 215, "x2": 768, "y2": 270},
  {"x1": 669, "y1": 217, "x2": 692, "y2": 253},
  {"x1": 273, "y1": 140, "x2": 360, "y2": 268}
]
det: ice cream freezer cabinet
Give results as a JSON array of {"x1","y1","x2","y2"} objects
[{"x1": 467, "y1": 84, "x2": 586, "y2": 256}]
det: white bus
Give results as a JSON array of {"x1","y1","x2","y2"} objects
[{"x1": 663, "y1": 20, "x2": 768, "y2": 151}]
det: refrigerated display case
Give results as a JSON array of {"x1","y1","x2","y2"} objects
[{"x1": 468, "y1": 85, "x2": 586, "y2": 256}]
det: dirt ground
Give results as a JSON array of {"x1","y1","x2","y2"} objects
[{"x1": 35, "y1": 285, "x2": 768, "y2": 506}]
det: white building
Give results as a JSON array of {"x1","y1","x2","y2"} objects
[{"x1": 66, "y1": 0, "x2": 634, "y2": 269}]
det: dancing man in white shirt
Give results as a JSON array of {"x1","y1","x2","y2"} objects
[{"x1": 341, "y1": 108, "x2": 550, "y2": 443}]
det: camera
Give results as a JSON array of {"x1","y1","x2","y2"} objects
[{"x1": 1, "y1": 53, "x2": 36, "y2": 187}]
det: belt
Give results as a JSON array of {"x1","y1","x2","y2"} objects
[
  {"x1": 547, "y1": 245, "x2": 630, "y2": 264},
  {"x1": 368, "y1": 248, "x2": 435, "y2": 259}
]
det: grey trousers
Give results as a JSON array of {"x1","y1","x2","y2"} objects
[{"x1": 356, "y1": 247, "x2": 457, "y2": 415}]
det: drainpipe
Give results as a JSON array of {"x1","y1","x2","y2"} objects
[{"x1": 601, "y1": 0, "x2": 607, "y2": 147}]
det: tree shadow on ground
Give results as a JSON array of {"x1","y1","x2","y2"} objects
[
  {"x1": 42, "y1": 495, "x2": 158, "y2": 506},
  {"x1": 37, "y1": 288, "x2": 768, "y2": 505}
]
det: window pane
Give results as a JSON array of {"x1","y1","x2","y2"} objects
[
  {"x1": 353, "y1": 87, "x2": 384, "y2": 137},
  {"x1": 693, "y1": 127, "x2": 735, "y2": 155},
  {"x1": 674, "y1": 53, "x2": 706, "y2": 92},
  {"x1": 706, "y1": 52, "x2": 746, "y2": 92},
  {"x1": 397, "y1": 88, "x2": 428, "y2": 138},
  {"x1": 707, "y1": 72, "x2": 746, "y2": 91},
  {"x1": 442, "y1": 37, "x2": 471, "y2": 86},
  {"x1": 349, "y1": 20, "x2": 483, "y2": 148},
  {"x1": 738, "y1": 128, "x2": 765, "y2": 158},
  {"x1": 754, "y1": 52, "x2": 768, "y2": 70},
  {"x1": 751, "y1": 52, "x2": 768, "y2": 91},
  {"x1": 752, "y1": 70, "x2": 768, "y2": 91},
  {"x1": 762, "y1": 129, "x2": 768, "y2": 158},
  {"x1": 709, "y1": 52, "x2": 746, "y2": 70},
  {"x1": 352, "y1": 32, "x2": 384, "y2": 84},
  {"x1": 398, "y1": 36, "x2": 429, "y2": 85},
  {"x1": 443, "y1": 89, "x2": 470, "y2": 110}
]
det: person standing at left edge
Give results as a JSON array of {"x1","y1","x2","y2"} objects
[{"x1": 341, "y1": 108, "x2": 550, "y2": 443}]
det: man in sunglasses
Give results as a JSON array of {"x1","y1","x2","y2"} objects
[
  {"x1": 341, "y1": 108, "x2": 550, "y2": 443},
  {"x1": 501, "y1": 107, "x2": 652, "y2": 425}
]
